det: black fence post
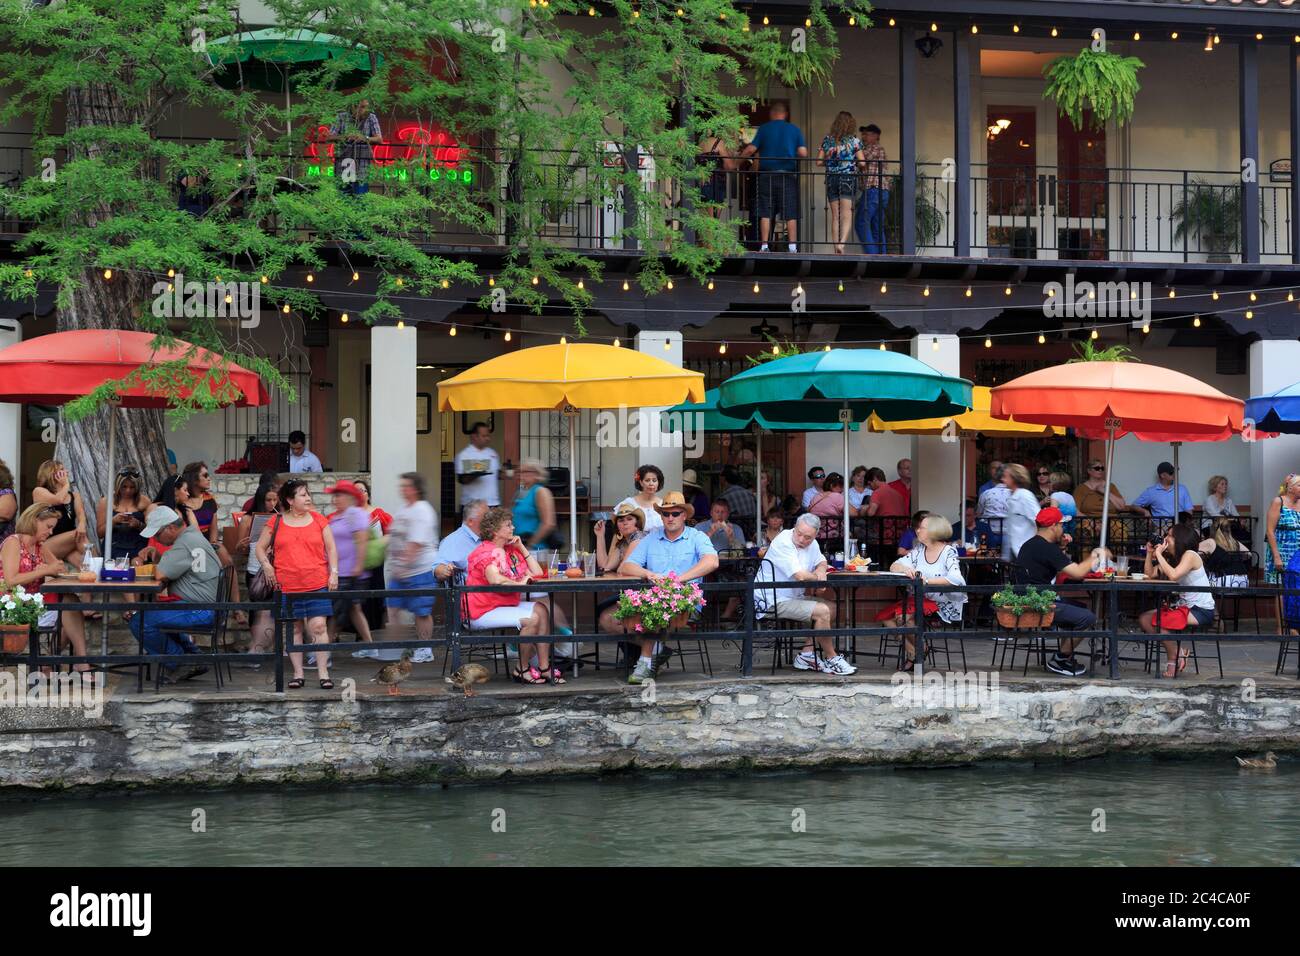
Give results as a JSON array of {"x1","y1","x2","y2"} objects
[
  {"x1": 273, "y1": 594, "x2": 285, "y2": 693},
  {"x1": 741, "y1": 580, "x2": 754, "y2": 677},
  {"x1": 449, "y1": 579, "x2": 463, "y2": 672},
  {"x1": 1108, "y1": 579, "x2": 1120, "y2": 681}
]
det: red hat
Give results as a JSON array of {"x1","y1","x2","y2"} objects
[
  {"x1": 1035, "y1": 505, "x2": 1070, "y2": 527},
  {"x1": 325, "y1": 479, "x2": 365, "y2": 504}
]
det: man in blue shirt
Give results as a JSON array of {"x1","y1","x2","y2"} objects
[
  {"x1": 1132, "y1": 462, "x2": 1193, "y2": 519},
  {"x1": 741, "y1": 100, "x2": 808, "y2": 253},
  {"x1": 619, "y1": 491, "x2": 719, "y2": 684},
  {"x1": 433, "y1": 498, "x2": 487, "y2": 577}
]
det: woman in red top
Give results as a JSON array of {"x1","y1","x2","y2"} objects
[
  {"x1": 254, "y1": 479, "x2": 339, "y2": 689},
  {"x1": 465, "y1": 506, "x2": 563, "y2": 685},
  {"x1": 0, "y1": 504, "x2": 93, "y2": 679}
]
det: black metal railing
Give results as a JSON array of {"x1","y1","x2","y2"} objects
[{"x1": 4, "y1": 570, "x2": 1298, "y2": 693}]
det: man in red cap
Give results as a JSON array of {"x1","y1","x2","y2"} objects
[
  {"x1": 326, "y1": 480, "x2": 374, "y2": 646},
  {"x1": 1013, "y1": 505, "x2": 1104, "y2": 677}
]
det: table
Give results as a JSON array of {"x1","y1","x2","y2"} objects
[{"x1": 42, "y1": 577, "x2": 163, "y2": 657}]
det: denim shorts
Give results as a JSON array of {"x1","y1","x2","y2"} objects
[
  {"x1": 755, "y1": 171, "x2": 800, "y2": 221},
  {"x1": 826, "y1": 173, "x2": 856, "y2": 201},
  {"x1": 386, "y1": 570, "x2": 437, "y2": 618},
  {"x1": 283, "y1": 589, "x2": 333, "y2": 621}
]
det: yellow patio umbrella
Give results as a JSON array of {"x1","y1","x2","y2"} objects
[
  {"x1": 870, "y1": 386, "x2": 1066, "y2": 529},
  {"x1": 438, "y1": 343, "x2": 706, "y2": 555}
]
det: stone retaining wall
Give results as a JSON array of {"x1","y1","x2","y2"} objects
[
  {"x1": 1, "y1": 676, "x2": 1297, "y2": 791},
  {"x1": 209, "y1": 472, "x2": 370, "y2": 524}
]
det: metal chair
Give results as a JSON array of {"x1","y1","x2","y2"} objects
[{"x1": 155, "y1": 566, "x2": 232, "y2": 689}]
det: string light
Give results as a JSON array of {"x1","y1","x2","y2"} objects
[
  {"x1": 224, "y1": 293, "x2": 232, "y2": 304},
  {"x1": 441, "y1": 279, "x2": 450, "y2": 289},
  {"x1": 24, "y1": 269, "x2": 32, "y2": 278},
  {"x1": 488, "y1": 276, "x2": 495, "y2": 287},
  {"x1": 771, "y1": 343, "x2": 779, "y2": 355},
  {"x1": 504, "y1": 330, "x2": 512, "y2": 342},
  {"x1": 1250, "y1": 292, "x2": 1258, "y2": 302},
  {"x1": 848, "y1": 16, "x2": 855, "y2": 26},
  {"x1": 719, "y1": 342, "x2": 727, "y2": 354},
  {"x1": 888, "y1": 18, "x2": 895, "y2": 27},
  {"x1": 666, "y1": 279, "x2": 674, "y2": 290},
  {"x1": 1171, "y1": 32, "x2": 1178, "y2": 40},
  {"x1": 1212, "y1": 290, "x2": 1219, "y2": 300},
  {"x1": 838, "y1": 280, "x2": 844, "y2": 293},
  {"x1": 823, "y1": 344, "x2": 831, "y2": 352},
  {"x1": 1256, "y1": 33, "x2": 1264, "y2": 42},
  {"x1": 588, "y1": 6, "x2": 594, "y2": 14},
  {"x1": 395, "y1": 278, "x2": 403, "y2": 287},
  {"x1": 753, "y1": 282, "x2": 760, "y2": 293},
  {"x1": 1214, "y1": 34, "x2": 1221, "y2": 45},
  {"x1": 1048, "y1": 288, "x2": 1055, "y2": 297},
  {"x1": 449, "y1": 324, "x2": 457, "y2": 336},
  {"x1": 1246, "y1": 310, "x2": 1254, "y2": 320},
  {"x1": 794, "y1": 283, "x2": 803, "y2": 296},
  {"x1": 622, "y1": 280, "x2": 630, "y2": 291},
  {"x1": 1192, "y1": 316, "x2": 1201, "y2": 328},
  {"x1": 397, "y1": 320, "x2": 404, "y2": 329},
  {"x1": 531, "y1": 275, "x2": 539, "y2": 285},
  {"x1": 168, "y1": 268, "x2": 176, "y2": 278},
  {"x1": 1051, "y1": 27, "x2": 1058, "y2": 37},
  {"x1": 971, "y1": 25, "x2": 977, "y2": 35},
  {"x1": 1038, "y1": 333, "x2": 1046, "y2": 344},
  {"x1": 663, "y1": 340, "x2": 671, "y2": 350},
  {"x1": 341, "y1": 313, "x2": 348, "y2": 323},
  {"x1": 560, "y1": 336, "x2": 567, "y2": 344},
  {"x1": 1088, "y1": 288, "x2": 1096, "y2": 299},
  {"x1": 1005, "y1": 285, "x2": 1012, "y2": 296},
  {"x1": 804, "y1": 18, "x2": 811, "y2": 28},
  {"x1": 930, "y1": 22, "x2": 938, "y2": 32},
  {"x1": 880, "y1": 282, "x2": 887, "y2": 294},
  {"x1": 1142, "y1": 322, "x2": 1150, "y2": 334},
  {"x1": 1012, "y1": 24, "x2": 1020, "y2": 34},
  {"x1": 984, "y1": 337, "x2": 992, "y2": 348},
  {"x1": 762, "y1": 15, "x2": 768, "y2": 25},
  {"x1": 1129, "y1": 289, "x2": 1137, "y2": 300},
  {"x1": 577, "y1": 278, "x2": 584, "y2": 290},
  {"x1": 923, "y1": 286, "x2": 930, "y2": 297},
  {"x1": 964, "y1": 287, "x2": 972, "y2": 297},
  {"x1": 1132, "y1": 32, "x2": 1140, "y2": 41},
  {"x1": 931, "y1": 336, "x2": 940, "y2": 351},
  {"x1": 879, "y1": 342, "x2": 887, "y2": 351},
  {"x1": 102, "y1": 268, "x2": 112, "y2": 280},
  {"x1": 707, "y1": 279, "x2": 715, "y2": 291},
  {"x1": 166, "y1": 283, "x2": 173, "y2": 292},
  {"x1": 614, "y1": 337, "x2": 620, "y2": 347},
  {"x1": 305, "y1": 272, "x2": 314, "y2": 283},
  {"x1": 282, "y1": 303, "x2": 290, "y2": 314},
  {"x1": 1169, "y1": 289, "x2": 1176, "y2": 298}
]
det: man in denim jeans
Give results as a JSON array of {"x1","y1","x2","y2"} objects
[
  {"x1": 130, "y1": 507, "x2": 220, "y2": 682},
  {"x1": 854, "y1": 124, "x2": 889, "y2": 254},
  {"x1": 741, "y1": 100, "x2": 808, "y2": 253}
]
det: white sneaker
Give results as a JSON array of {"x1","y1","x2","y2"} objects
[
  {"x1": 792, "y1": 651, "x2": 817, "y2": 671},
  {"x1": 351, "y1": 647, "x2": 380, "y2": 660},
  {"x1": 787, "y1": 242, "x2": 797, "y2": 253},
  {"x1": 411, "y1": 647, "x2": 434, "y2": 664},
  {"x1": 758, "y1": 243, "x2": 770, "y2": 253},
  {"x1": 818, "y1": 655, "x2": 857, "y2": 676}
]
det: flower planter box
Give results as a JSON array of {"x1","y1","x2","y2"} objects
[
  {"x1": 620, "y1": 611, "x2": 691, "y2": 635},
  {"x1": 995, "y1": 608, "x2": 1056, "y2": 630},
  {"x1": 0, "y1": 624, "x2": 30, "y2": 654}
]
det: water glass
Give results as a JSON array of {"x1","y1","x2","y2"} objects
[
  {"x1": 1116, "y1": 555, "x2": 1130, "y2": 575},
  {"x1": 583, "y1": 552, "x2": 597, "y2": 577}
]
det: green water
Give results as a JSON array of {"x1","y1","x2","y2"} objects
[{"x1": 1, "y1": 758, "x2": 1296, "y2": 866}]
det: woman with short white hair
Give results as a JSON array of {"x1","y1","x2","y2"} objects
[{"x1": 888, "y1": 514, "x2": 966, "y2": 671}]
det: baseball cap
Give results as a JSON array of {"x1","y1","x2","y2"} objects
[
  {"x1": 141, "y1": 506, "x2": 182, "y2": 539},
  {"x1": 1157, "y1": 461, "x2": 1175, "y2": 476},
  {"x1": 1035, "y1": 505, "x2": 1070, "y2": 527}
]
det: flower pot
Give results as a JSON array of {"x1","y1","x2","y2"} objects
[
  {"x1": 0, "y1": 624, "x2": 30, "y2": 654},
  {"x1": 621, "y1": 611, "x2": 690, "y2": 635},
  {"x1": 995, "y1": 608, "x2": 1055, "y2": 630}
]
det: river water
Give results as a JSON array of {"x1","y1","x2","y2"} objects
[{"x1": 2, "y1": 757, "x2": 1295, "y2": 866}]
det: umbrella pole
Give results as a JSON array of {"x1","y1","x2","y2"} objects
[
  {"x1": 959, "y1": 436, "x2": 967, "y2": 544},
  {"x1": 842, "y1": 405, "x2": 851, "y2": 559},
  {"x1": 567, "y1": 407, "x2": 578, "y2": 562},
  {"x1": 1099, "y1": 424, "x2": 1117, "y2": 564},
  {"x1": 102, "y1": 405, "x2": 117, "y2": 657}
]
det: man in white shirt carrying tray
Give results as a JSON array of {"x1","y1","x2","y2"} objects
[{"x1": 455, "y1": 420, "x2": 501, "y2": 510}]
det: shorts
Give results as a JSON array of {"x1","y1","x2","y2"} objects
[
  {"x1": 470, "y1": 601, "x2": 539, "y2": 631},
  {"x1": 755, "y1": 171, "x2": 800, "y2": 221},
  {"x1": 282, "y1": 589, "x2": 332, "y2": 621},
  {"x1": 826, "y1": 173, "x2": 856, "y2": 200},
  {"x1": 332, "y1": 575, "x2": 369, "y2": 617},
  {"x1": 700, "y1": 173, "x2": 728, "y2": 204},
  {"x1": 38, "y1": 609, "x2": 57, "y2": 630},
  {"x1": 763, "y1": 597, "x2": 822, "y2": 623},
  {"x1": 386, "y1": 570, "x2": 437, "y2": 618}
]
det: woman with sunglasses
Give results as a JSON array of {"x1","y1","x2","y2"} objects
[
  {"x1": 181, "y1": 461, "x2": 245, "y2": 621},
  {"x1": 95, "y1": 467, "x2": 152, "y2": 562},
  {"x1": 1073, "y1": 460, "x2": 1139, "y2": 549},
  {"x1": 1034, "y1": 466, "x2": 1055, "y2": 501}
]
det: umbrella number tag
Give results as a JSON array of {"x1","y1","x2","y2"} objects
[
  {"x1": 1104, "y1": 416, "x2": 1122, "y2": 431},
  {"x1": 838, "y1": 409, "x2": 853, "y2": 424}
]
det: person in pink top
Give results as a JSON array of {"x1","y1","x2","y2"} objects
[{"x1": 808, "y1": 472, "x2": 846, "y2": 518}]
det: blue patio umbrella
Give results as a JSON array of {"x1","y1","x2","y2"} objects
[
  {"x1": 661, "y1": 388, "x2": 858, "y2": 542},
  {"x1": 717, "y1": 349, "x2": 972, "y2": 558},
  {"x1": 1245, "y1": 382, "x2": 1300, "y2": 434}
]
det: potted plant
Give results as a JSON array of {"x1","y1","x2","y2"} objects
[
  {"x1": 614, "y1": 573, "x2": 706, "y2": 635},
  {"x1": 1171, "y1": 179, "x2": 1252, "y2": 262},
  {"x1": 884, "y1": 164, "x2": 948, "y2": 250},
  {"x1": 0, "y1": 585, "x2": 45, "y2": 653},
  {"x1": 991, "y1": 586, "x2": 1057, "y2": 630},
  {"x1": 1042, "y1": 48, "x2": 1145, "y2": 132}
]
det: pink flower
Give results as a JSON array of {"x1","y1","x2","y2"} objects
[{"x1": 634, "y1": 624, "x2": 644, "y2": 633}]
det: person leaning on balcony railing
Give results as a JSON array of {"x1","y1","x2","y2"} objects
[
  {"x1": 1141, "y1": 523, "x2": 1216, "y2": 680},
  {"x1": 855, "y1": 124, "x2": 888, "y2": 255},
  {"x1": 323, "y1": 97, "x2": 383, "y2": 196},
  {"x1": 740, "y1": 99, "x2": 808, "y2": 253},
  {"x1": 696, "y1": 132, "x2": 739, "y2": 215},
  {"x1": 817, "y1": 111, "x2": 866, "y2": 255}
]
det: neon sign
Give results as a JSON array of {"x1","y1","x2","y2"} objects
[{"x1": 306, "y1": 123, "x2": 472, "y2": 183}]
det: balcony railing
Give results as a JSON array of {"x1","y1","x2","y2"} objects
[{"x1": 0, "y1": 142, "x2": 1292, "y2": 263}]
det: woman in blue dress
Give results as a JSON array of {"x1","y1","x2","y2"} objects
[{"x1": 1264, "y1": 473, "x2": 1300, "y2": 583}]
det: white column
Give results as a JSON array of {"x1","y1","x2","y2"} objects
[
  {"x1": 370, "y1": 324, "x2": 418, "y2": 517},
  {"x1": 1249, "y1": 339, "x2": 1300, "y2": 520},
  {"x1": 0, "y1": 320, "x2": 20, "y2": 484},
  {"x1": 632, "y1": 331, "x2": 684, "y2": 494},
  {"x1": 909, "y1": 333, "x2": 962, "y2": 523}
]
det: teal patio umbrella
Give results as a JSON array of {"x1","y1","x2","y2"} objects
[
  {"x1": 717, "y1": 349, "x2": 973, "y2": 557},
  {"x1": 662, "y1": 388, "x2": 858, "y2": 543}
]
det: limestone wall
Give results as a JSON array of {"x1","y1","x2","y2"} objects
[
  {"x1": 209, "y1": 472, "x2": 370, "y2": 525},
  {"x1": 1, "y1": 677, "x2": 1297, "y2": 791}
]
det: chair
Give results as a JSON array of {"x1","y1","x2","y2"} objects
[
  {"x1": 155, "y1": 566, "x2": 233, "y2": 689},
  {"x1": 749, "y1": 559, "x2": 808, "y2": 673},
  {"x1": 443, "y1": 572, "x2": 513, "y2": 676}
]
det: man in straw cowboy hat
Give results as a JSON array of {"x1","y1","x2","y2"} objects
[{"x1": 618, "y1": 491, "x2": 719, "y2": 685}]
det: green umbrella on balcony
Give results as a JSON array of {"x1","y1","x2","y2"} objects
[
  {"x1": 661, "y1": 388, "x2": 858, "y2": 542},
  {"x1": 717, "y1": 349, "x2": 972, "y2": 558}
]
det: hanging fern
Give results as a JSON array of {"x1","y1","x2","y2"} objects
[
  {"x1": 747, "y1": 334, "x2": 804, "y2": 365},
  {"x1": 1067, "y1": 341, "x2": 1138, "y2": 364},
  {"x1": 1043, "y1": 48, "x2": 1144, "y2": 131},
  {"x1": 749, "y1": 27, "x2": 839, "y2": 97}
]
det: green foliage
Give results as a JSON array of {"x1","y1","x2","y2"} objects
[
  {"x1": 0, "y1": 585, "x2": 46, "y2": 628},
  {"x1": 613, "y1": 573, "x2": 705, "y2": 632},
  {"x1": 884, "y1": 163, "x2": 946, "y2": 248},
  {"x1": 1068, "y1": 341, "x2": 1137, "y2": 364},
  {"x1": 1169, "y1": 179, "x2": 1268, "y2": 256},
  {"x1": 1042, "y1": 48, "x2": 1144, "y2": 131},
  {"x1": 746, "y1": 333, "x2": 803, "y2": 365},
  {"x1": 0, "y1": 0, "x2": 873, "y2": 415},
  {"x1": 991, "y1": 586, "x2": 1058, "y2": 615}
]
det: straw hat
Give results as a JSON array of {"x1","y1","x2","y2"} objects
[
  {"x1": 612, "y1": 501, "x2": 646, "y2": 530},
  {"x1": 653, "y1": 491, "x2": 695, "y2": 519},
  {"x1": 681, "y1": 468, "x2": 703, "y2": 490}
]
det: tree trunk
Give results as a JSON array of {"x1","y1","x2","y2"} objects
[{"x1": 55, "y1": 84, "x2": 170, "y2": 548}]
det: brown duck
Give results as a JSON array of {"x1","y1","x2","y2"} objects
[
  {"x1": 371, "y1": 650, "x2": 413, "y2": 695},
  {"x1": 447, "y1": 662, "x2": 491, "y2": 698},
  {"x1": 1235, "y1": 751, "x2": 1278, "y2": 770}
]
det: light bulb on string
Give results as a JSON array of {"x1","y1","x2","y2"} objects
[
  {"x1": 823, "y1": 345, "x2": 831, "y2": 352},
  {"x1": 838, "y1": 280, "x2": 844, "y2": 293},
  {"x1": 488, "y1": 276, "x2": 495, "y2": 287},
  {"x1": 577, "y1": 278, "x2": 584, "y2": 290},
  {"x1": 1142, "y1": 322, "x2": 1150, "y2": 334},
  {"x1": 964, "y1": 287, "x2": 972, "y2": 298},
  {"x1": 282, "y1": 303, "x2": 290, "y2": 314},
  {"x1": 1250, "y1": 292, "x2": 1258, "y2": 302},
  {"x1": 794, "y1": 283, "x2": 803, "y2": 296},
  {"x1": 352, "y1": 271, "x2": 359, "y2": 282},
  {"x1": 771, "y1": 344, "x2": 779, "y2": 355},
  {"x1": 984, "y1": 337, "x2": 992, "y2": 348},
  {"x1": 441, "y1": 279, "x2": 450, "y2": 289},
  {"x1": 931, "y1": 337, "x2": 940, "y2": 351},
  {"x1": 504, "y1": 330, "x2": 512, "y2": 342},
  {"x1": 622, "y1": 280, "x2": 630, "y2": 292},
  {"x1": 663, "y1": 339, "x2": 671, "y2": 351},
  {"x1": 1012, "y1": 24, "x2": 1019, "y2": 34},
  {"x1": 103, "y1": 268, "x2": 112, "y2": 280},
  {"x1": 305, "y1": 272, "x2": 314, "y2": 283},
  {"x1": 397, "y1": 320, "x2": 405, "y2": 329},
  {"x1": 341, "y1": 313, "x2": 349, "y2": 323},
  {"x1": 395, "y1": 278, "x2": 403, "y2": 287},
  {"x1": 613, "y1": 337, "x2": 620, "y2": 348},
  {"x1": 450, "y1": 324, "x2": 457, "y2": 336},
  {"x1": 880, "y1": 282, "x2": 887, "y2": 294},
  {"x1": 1088, "y1": 288, "x2": 1095, "y2": 300},
  {"x1": 1090, "y1": 328, "x2": 1099, "y2": 340},
  {"x1": 923, "y1": 286, "x2": 930, "y2": 297},
  {"x1": 666, "y1": 279, "x2": 674, "y2": 290},
  {"x1": 1246, "y1": 310, "x2": 1254, "y2": 320},
  {"x1": 1051, "y1": 27, "x2": 1058, "y2": 37},
  {"x1": 1169, "y1": 289, "x2": 1176, "y2": 298},
  {"x1": 1212, "y1": 290, "x2": 1219, "y2": 300},
  {"x1": 719, "y1": 342, "x2": 727, "y2": 355},
  {"x1": 879, "y1": 342, "x2": 886, "y2": 351},
  {"x1": 1038, "y1": 333, "x2": 1046, "y2": 344},
  {"x1": 560, "y1": 336, "x2": 567, "y2": 345},
  {"x1": 1193, "y1": 316, "x2": 1201, "y2": 328},
  {"x1": 1004, "y1": 285, "x2": 1012, "y2": 296},
  {"x1": 753, "y1": 282, "x2": 760, "y2": 293},
  {"x1": 168, "y1": 268, "x2": 176, "y2": 278},
  {"x1": 707, "y1": 279, "x2": 715, "y2": 291},
  {"x1": 531, "y1": 275, "x2": 539, "y2": 285},
  {"x1": 1048, "y1": 288, "x2": 1055, "y2": 298}
]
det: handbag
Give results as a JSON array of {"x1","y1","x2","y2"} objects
[
  {"x1": 363, "y1": 523, "x2": 389, "y2": 570},
  {"x1": 248, "y1": 515, "x2": 281, "y2": 601}
]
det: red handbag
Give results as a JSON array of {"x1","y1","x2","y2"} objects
[{"x1": 874, "y1": 598, "x2": 940, "y2": 622}]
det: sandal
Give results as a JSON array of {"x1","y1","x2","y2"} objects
[
  {"x1": 1177, "y1": 648, "x2": 1190, "y2": 674},
  {"x1": 1163, "y1": 661, "x2": 1178, "y2": 679},
  {"x1": 511, "y1": 666, "x2": 546, "y2": 685},
  {"x1": 900, "y1": 658, "x2": 915, "y2": 673},
  {"x1": 287, "y1": 677, "x2": 305, "y2": 689},
  {"x1": 547, "y1": 667, "x2": 567, "y2": 686},
  {"x1": 319, "y1": 678, "x2": 334, "y2": 690}
]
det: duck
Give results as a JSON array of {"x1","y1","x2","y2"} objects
[
  {"x1": 371, "y1": 650, "x2": 414, "y2": 695},
  {"x1": 447, "y1": 662, "x2": 491, "y2": 698},
  {"x1": 1235, "y1": 751, "x2": 1278, "y2": 770}
]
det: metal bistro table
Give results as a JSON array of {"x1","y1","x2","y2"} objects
[
  {"x1": 41, "y1": 575, "x2": 163, "y2": 659},
  {"x1": 822, "y1": 569, "x2": 912, "y2": 663}
]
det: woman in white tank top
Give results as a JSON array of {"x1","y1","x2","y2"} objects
[{"x1": 1140, "y1": 524, "x2": 1215, "y2": 678}]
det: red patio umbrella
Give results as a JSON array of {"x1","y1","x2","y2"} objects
[
  {"x1": 989, "y1": 361, "x2": 1245, "y2": 559},
  {"x1": 0, "y1": 329, "x2": 269, "y2": 563}
]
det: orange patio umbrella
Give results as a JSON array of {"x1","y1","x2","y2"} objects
[{"x1": 989, "y1": 361, "x2": 1245, "y2": 558}]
